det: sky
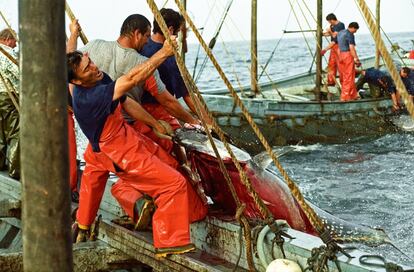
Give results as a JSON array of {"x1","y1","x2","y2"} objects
[{"x1": 0, "y1": 0, "x2": 413, "y2": 44}]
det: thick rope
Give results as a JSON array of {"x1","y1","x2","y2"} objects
[
  {"x1": 172, "y1": 0, "x2": 329, "y2": 235},
  {"x1": 355, "y1": 0, "x2": 414, "y2": 120},
  {"x1": 65, "y1": 1, "x2": 88, "y2": 45},
  {"x1": 0, "y1": 10, "x2": 18, "y2": 42},
  {"x1": 147, "y1": 1, "x2": 283, "y2": 270},
  {"x1": 0, "y1": 46, "x2": 18, "y2": 66}
]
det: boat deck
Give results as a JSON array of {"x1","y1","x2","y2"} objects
[{"x1": 0, "y1": 172, "x2": 411, "y2": 271}]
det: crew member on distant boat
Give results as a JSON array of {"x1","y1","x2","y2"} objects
[
  {"x1": 356, "y1": 67, "x2": 413, "y2": 110},
  {"x1": 67, "y1": 40, "x2": 206, "y2": 256},
  {"x1": 0, "y1": 28, "x2": 19, "y2": 179},
  {"x1": 140, "y1": 8, "x2": 212, "y2": 152},
  {"x1": 337, "y1": 22, "x2": 361, "y2": 101},
  {"x1": 78, "y1": 14, "x2": 201, "y2": 153},
  {"x1": 321, "y1": 13, "x2": 345, "y2": 86}
]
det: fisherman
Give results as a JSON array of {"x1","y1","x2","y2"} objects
[
  {"x1": 0, "y1": 28, "x2": 19, "y2": 179},
  {"x1": 337, "y1": 22, "x2": 361, "y2": 101},
  {"x1": 321, "y1": 13, "x2": 345, "y2": 86},
  {"x1": 67, "y1": 37, "x2": 206, "y2": 256},
  {"x1": 78, "y1": 14, "x2": 201, "y2": 153},
  {"x1": 140, "y1": 8, "x2": 212, "y2": 152},
  {"x1": 356, "y1": 67, "x2": 413, "y2": 110}
]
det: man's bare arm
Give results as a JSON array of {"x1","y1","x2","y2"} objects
[
  {"x1": 122, "y1": 97, "x2": 166, "y2": 134},
  {"x1": 113, "y1": 36, "x2": 177, "y2": 100},
  {"x1": 67, "y1": 19, "x2": 80, "y2": 53},
  {"x1": 155, "y1": 90, "x2": 199, "y2": 124}
]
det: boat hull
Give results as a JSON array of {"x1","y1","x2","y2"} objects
[{"x1": 203, "y1": 95, "x2": 397, "y2": 153}]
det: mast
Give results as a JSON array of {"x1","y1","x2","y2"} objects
[
  {"x1": 251, "y1": 0, "x2": 258, "y2": 95},
  {"x1": 20, "y1": 0, "x2": 72, "y2": 270},
  {"x1": 180, "y1": 0, "x2": 187, "y2": 62},
  {"x1": 375, "y1": 0, "x2": 381, "y2": 68},
  {"x1": 315, "y1": 0, "x2": 323, "y2": 99}
]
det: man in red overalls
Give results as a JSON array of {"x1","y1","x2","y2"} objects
[
  {"x1": 337, "y1": 22, "x2": 361, "y2": 101},
  {"x1": 321, "y1": 13, "x2": 345, "y2": 86},
  {"x1": 67, "y1": 36, "x2": 206, "y2": 257}
]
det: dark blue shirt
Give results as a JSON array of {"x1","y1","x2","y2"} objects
[
  {"x1": 73, "y1": 73, "x2": 125, "y2": 152},
  {"x1": 403, "y1": 71, "x2": 414, "y2": 95},
  {"x1": 364, "y1": 68, "x2": 396, "y2": 93},
  {"x1": 337, "y1": 29, "x2": 355, "y2": 52},
  {"x1": 140, "y1": 38, "x2": 188, "y2": 104},
  {"x1": 330, "y1": 22, "x2": 345, "y2": 43}
]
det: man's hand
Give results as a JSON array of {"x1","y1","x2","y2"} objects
[
  {"x1": 161, "y1": 35, "x2": 178, "y2": 57},
  {"x1": 354, "y1": 58, "x2": 361, "y2": 67},
  {"x1": 69, "y1": 19, "x2": 80, "y2": 37},
  {"x1": 72, "y1": 222, "x2": 90, "y2": 243},
  {"x1": 153, "y1": 120, "x2": 174, "y2": 139},
  {"x1": 321, "y1": 49, "x2": 327, "y2": 56}
]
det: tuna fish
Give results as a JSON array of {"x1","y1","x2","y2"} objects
[{"x1": 174, "y1": 128, "x2": 392, "y2": 247}]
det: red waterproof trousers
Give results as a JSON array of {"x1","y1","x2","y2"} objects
[
  {"x1": 131, "y1": 103, "x2": 181, "y2": 153},
  {"x1": 76, "y1": 105, "x2": 205, "y2": 248},
  {"x1": 68, "y1": 110, "x2": 78, "y2": 191},
  {"x1": 338, "y1": 51, "x2": 358, "y2": 101},
  {"x1": 327, "y1": 44, "x2": 340, "y2": 86}
]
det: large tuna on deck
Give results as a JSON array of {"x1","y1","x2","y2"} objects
[{"x1": 174, "y1": 128, "x2": 391, "y2": 246}]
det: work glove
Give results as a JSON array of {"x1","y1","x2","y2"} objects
[
  {"x1": 71, "y1": 215, "x2": 101, "y2": 243},
  {"x1": 320, "y1": 49, "x2": 327, "y2": 56},
  {"x1": 183, "y1": 122, "x2": 206, "y2": 132}
]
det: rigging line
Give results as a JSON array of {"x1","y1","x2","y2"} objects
[
  {"x1": 0, "y1": 10, "x2": 18, "y2": 42},
  {"x1": 287, "y1": 0, "x2": 315, "y2": 59},
  {"x1": 211, "y1": 0, "x2": 283, "y2": 95},
  {"x1": 258, "y1": 8, "x2": 291, "y2": 80},
  {"x1": 194, "y1": 0, "x2": 234, "y2": 83},
  {"x1": 161, "y1": 0, "x2": 168, "y2": 8},
  {"x1": 366, "y1": 7, "x2": 406, "y2": 66},
  {"x1": 333, "y1": 0, "x2": 343, "y2": 12},
  {"x1": 192, "y1": 0, "x2": 217, "y2": 78}
]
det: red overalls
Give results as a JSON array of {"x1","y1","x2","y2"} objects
[
  {"x1": 338, "y1": 51, "x2": 357, "y2": 101},
  {"x1": 76, "y1": 104, "x2": 206, "y2": 248},
  {"x1": 68, "y1": 109, "x2": 78, "y2": 191},
  {"x1": 327, "y1": 44, "x2": 340, "y2": 86}
]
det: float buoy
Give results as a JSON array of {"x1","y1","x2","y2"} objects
[{"x1": 266, "y1": 259, "x2": 302, "y2": 272}]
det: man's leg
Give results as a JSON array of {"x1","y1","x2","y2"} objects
[
  {"x1": 339, "y1": 53, "x2": 357, "y2": 101},
  {"x1": 68, "y1": 111, "x2": 78, "y2": 191},
  {"x1": 76, "y1": 146, "x2": 110, "y2": 229},
  {"x1": 5, "y1": 106, "x2": 19, "y2": 179},
  {"x1": 327, "y1": 45, "x2": 339, "y2": 86}
]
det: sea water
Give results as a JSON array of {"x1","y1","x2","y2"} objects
[
  {"x1": 76, "y1": 32, "x2": 414, "y2": 264},
  {"x1": 186, "y1": 32, "x2": 414, "y2": 264}
]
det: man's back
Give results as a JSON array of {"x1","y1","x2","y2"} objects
[{"x1": 0, "y1": 44, "x2": 19, "y2": 93}]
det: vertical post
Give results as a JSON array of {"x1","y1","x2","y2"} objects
[
  {"x1": 315, "y1": 0, "x2": 323, "y2": 99},
  {"x1": 180, "y1": 0, "x2": 187, "y2": 62},
  {"x1": 19, "y1": 0, "x2": 72, "y2": 271},
  {"x1": 251, "y1": 0, "x2": 258, "y2": 95},
  {"x1": 375, "y1": 0, "x2": 381, "y2": 68}
]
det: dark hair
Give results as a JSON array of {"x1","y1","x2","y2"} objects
[
  {"x1": 326, "y1": 13, "x2": 337, "y2": 21},
  {"x1": 153, "y1": 8, "x2": 184, "y2": 35},
  {"x1": 402, "y1": 67, "x2": 411, "y2": 75},
  {"x1": 67, "y1": 51, "x2": 83, "y2": 82},
  {"x1": 348, "y1": 22, "x2": 359, "y2": 29},
  {"x1": 120, "y1": 14, "x2": 151, "y2": 36}
]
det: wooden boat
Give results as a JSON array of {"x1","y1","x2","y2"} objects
[
  {"x1": 197, "y1": 55, "x2": 397, "y2": 154},
  {"x1": 1, "y1": 172, "x2": 411, "y2": 272}
]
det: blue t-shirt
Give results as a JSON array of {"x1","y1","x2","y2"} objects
[
  {"x1": 330, "y1": 22, "x2": 345, "y2": 43},
  {"x1": 337, "y1": 29, "x2": 355, "y2": 52},
  {"x1": 365, "y1": 68, "x2": 396, "y2": 93},
  {"x1": 140, "y1": 38, "x2": 188, "y2": 104},
  {"x1": 402, "y1": 71, "x2": 414, "y2": 95},
  {"x1": 73, "y1": 73, "x2": 125, "y2": 152}
]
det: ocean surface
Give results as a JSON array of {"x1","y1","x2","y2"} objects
[
  {"x1": 76, "y1": 32, "x2": 414, "y2": 264},
  {"x1": 187, "y1": 32, "x2": 414, "y2": 264}
]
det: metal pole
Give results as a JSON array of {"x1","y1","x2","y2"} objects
[
  {"x1": 19, "y1": 0, "x2": 72, "y2": 270},
  {"x1": 251, "y1": 0, "x2": 258, "y2": 95},
  {"x1": 375, "y1": 0, "x2": 381, "y2": 68},
  {"x1": 315, "y1": 0, "x2": 323, "y2": 99}
]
